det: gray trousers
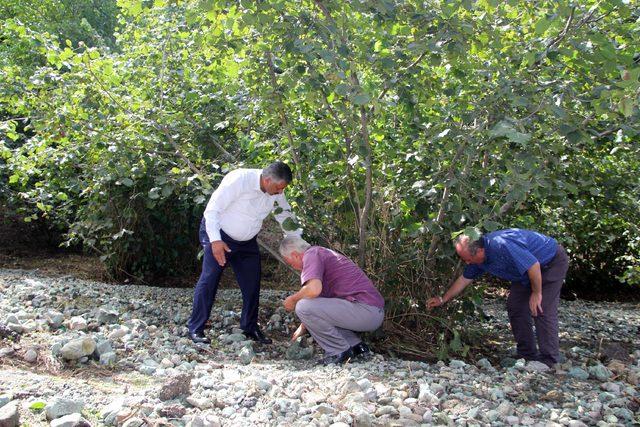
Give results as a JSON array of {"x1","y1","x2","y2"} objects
[
  {"x1": 507, "y1": 245, "x2": 569, "y2": 366},
  {"x1": 295, "y1": 298, "x2": 384, "y2": 356}
]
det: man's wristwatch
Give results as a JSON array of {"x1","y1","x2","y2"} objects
[{"x1": 438, "y1": 296, "x2": 444, "y2": 304}]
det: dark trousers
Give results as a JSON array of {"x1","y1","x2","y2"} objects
[
  {"x1": 187, "y1": 219, "x2": 261, "y2": 334},
  {"x1": 506, "y1": 245, "x2": 569, "y2": 366}
]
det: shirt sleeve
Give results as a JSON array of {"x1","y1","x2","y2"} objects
[
  {"x1": 504, "y1": 242, "x2": 539, "y2": 276},
  {"x1": 463, "y1": 264, "x2": 484, "y2": 280},
  {"x1": 273, "y1": 193, "x2": 303, "y2": 237},
  {"x1": 203, "y1": 171, "x2": 246, "y2": 242},
  {"x1": 300, "y1": 249, "x2": 323, "y2": 285}
]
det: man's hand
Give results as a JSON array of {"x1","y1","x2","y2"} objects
[
  {"x1": 529, "y1": 292, "x2": 543, "y2": 317},
  {"x1": 211, "y1": 240, "x2": 231, "y2": 266},
  {"x1": 426, "y1": 296, "x2": 444, "y2": 309},
  {"x1": 291, "y1": 323, "x2": 307, "y2": 341},
  {"x1": 283, "y1": 295, "x2": 297, "y2": 312}
]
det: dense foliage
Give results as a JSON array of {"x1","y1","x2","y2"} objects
[{"x1": 1, "y1": 0, "x2": 638, "y2": 356}]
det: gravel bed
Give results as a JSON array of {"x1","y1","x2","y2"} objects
[{"x1": 0, "y1": 269, "x2": 638, "y2": 426}]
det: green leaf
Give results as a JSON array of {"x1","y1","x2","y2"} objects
[
  {"x1": 489, "y1": 120, "x2": 530, "y2": 145},
  {"x1": 619, "y1": 97, "x2": 634, "y2": 117},
  {"x1": 161, "y1": 185, "x2": 173, "y2": 198},
  {"x1": 334, "y1": 84, "x2": 350, "y2": 96},
  {"x1": 30, "y1": 402, "x2": 46, "y2": 411},
  {"x1": 449, "y1": 330, "x2": 462, "y2": 352},
  {"x1": 282, "y1": 217, "x2": 299, "y2": 231},
  {"x1": 482, "y1": 220, "x2": 501, "y2": 232},
  {"x1": 121, "y1": 178, "x2": 134, "y2": 187},
  {"x1": 463, "y1": 226, "x2": 482, "y2": 241},
  {"x1": 534, "y1": 17, "x2": 551, "y2": 35},
  {"x1": 352, "y1": 93, "x2": 371, "y2": 106},
  {"x1": 148, "y1": 188, "x2": 160, "y2": 200},
  {"x1": 9, "y1": 174, "x2": 19, "y2": 184}
]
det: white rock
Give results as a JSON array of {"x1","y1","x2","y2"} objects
[
  {"x1": 0, "y1": 400, "x2": 19, "y2": 427},
  {"x1": 68, "y1": 316, "x2": 87, "y2": 330},
  {"x1": 23, "y1": 348, "x2": 38, "y2": 363},
  {"x1": 51, "y1": 413, "x2": 87, "y2": 427},
  {"x1": 525, "y1": 361, "x2": 551, "y2": 372},
  {"x1": 45, "y1": 398, "x2": 84, "y2": 420},
  {"x1": 59, "y1": 337, "x2": 96, "y2": 360}
]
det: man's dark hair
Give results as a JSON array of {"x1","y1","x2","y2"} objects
[
  {"x1": 263, "y1": 161, "x2": 293, "y2": 183},
  {"x1": 455, "y1": 234, "x2": 484, "y2": 256}
]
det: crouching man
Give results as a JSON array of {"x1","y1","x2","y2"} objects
[{"x1": 279, "y1": 236, "x2": 385, "y2": 365}]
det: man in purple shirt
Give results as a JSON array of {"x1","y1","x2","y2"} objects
[
  {"x1": 428, "y1": 229, "x2": 569, "y2": 366},
  {"x1": 279, "y1": 236, "x2": 385, "y2": 365}
]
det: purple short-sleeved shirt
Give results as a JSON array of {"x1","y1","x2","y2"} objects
[{"x1": 300, "y1": 246, "x2": 385, "y2": 308}]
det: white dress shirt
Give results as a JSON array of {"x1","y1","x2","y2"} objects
[{"x1": 203, "y1": 168, "x2": 302, "y2": 242}]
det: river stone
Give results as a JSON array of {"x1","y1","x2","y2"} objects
[
  {"x1": 60, "y1": 337, "x2": 96, "y2": 360},
  {"x1": 477, "y1": 358, "x2": 493, "y2": 370},
  {"x1": 100, "y1": 352, "x2": 117, "y2": 365},
  {"x1": 449, "y1": 359, "x2": 466, "y2": 369},
  {"x1": 0, "y1": 395, "x2": 12, "y2": 408},
  {"x1": 302, "y1": 391, "x2": 325, "y2": 404},
  {"x1": 6, "y1": 323, "x2": 24, "y2": 334},
  {"x1": 607, "y1": 359, "x2": 627, "y2": 374},
  {"x1": 286, "y1": 340, "x2": 314, "y2": 360},
  {"x1": 0, "y1": 400, "x2": 19, "y2": 427},
  {"x1": 101, "y1": 399, "x2": 124, "y2": 426},
  {"x1": 96, "y1": 308, "x2": 119, "y2": 324},
  {"x1": 525, "y1": 361, "x2": 551, "y2": 372},
  {"x1": 191, "y1": 414, "x2": 222, "y2": 427},
  {"x1": 95, "y1": 340, "x2": 113, "y2": 357},
  {"x1": 222, "y1": 333, "x2": 246, "y2": 343},
  {"x1": 122, "y1": 417, "x2": 144, "y2": 427},
  {"x1": 497, "y1": 401, "x2": 514, "y2": 417},
  {"x1": 45, "y1": 398, "x2": 84, "y2": 420},
  {"x1": 374, "y1": 405, "x2": 398, "y2": 416},
  {"x1": 158, "y1": 374, "x2": 192, "y2": 401},
  {"x1": 50, "y1": 413, "x2": 89, "y2": 427},
  {"x1": 588, "y1": 364, "x2": 613, "y2": 381},
  {"x1": 497, "y1": 357, "x2": 515, "y2": 369},
  {"x1": 238, "y1": 346, "x2": 255, "y2": 365},
  {"x1": 108, "y1": 328, "x2": 128, "y2": 340},
  {"x1": 156, "y1": 403, "x2": 186, "y2": 418},
  {"x1": 23, "y1": 348, "x2": 37, "y2": 363},
  {"x1": 46, "y1": 310, "x2": 65, "y2": 329},
  {"x1": 505, "y1": 415, "x2": 520, "y2": 425},
  {"x1": 568, "y1": 367, "x2": 589, "y2": 380},
  {"x1": 68, "y1": 316, "x2": 87, "y2": 331},
  {"x1": 186, "y1": 396, "x2": 212, "y2": 410},
  {"x1": 352, "y1": 408, "x2": 373, "y2": 427}
]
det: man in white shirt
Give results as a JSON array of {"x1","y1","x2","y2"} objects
[{"x1": 187, "y1": 162, "x2": 302, "y2": 344}]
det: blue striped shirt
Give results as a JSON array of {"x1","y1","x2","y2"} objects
[{"x1": 462, "y1": 229, "x2": 557, "y2": 284}]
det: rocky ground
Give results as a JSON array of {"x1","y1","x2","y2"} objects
[{"x1": 0, "y1": 268, "x2": 638, "y2": 427}]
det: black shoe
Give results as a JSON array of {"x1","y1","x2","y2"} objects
[
  {"x1": 190, "y1": 331, "x2": 211, "y2": 344},
  {"x1": 320, "y1": 348, "x2": 354, "y2": 366},
  {"x1": 243, "y1": 328, "x2": 272, "y2": 345},
  {"x1": 351, "y1": 342, "x2": 371, "y2": 359}
]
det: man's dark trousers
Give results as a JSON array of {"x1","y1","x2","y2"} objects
[
  {"x1": 506, "y1": 245, "x2": 569, "y2": 366},
  {"x1": 187, "y1": 220, "x2": 261, "y2": 335}
]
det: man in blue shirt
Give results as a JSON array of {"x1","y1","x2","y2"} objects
[{"x1": 427, "y1": 229, "x2": 569, "y2": 366}]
